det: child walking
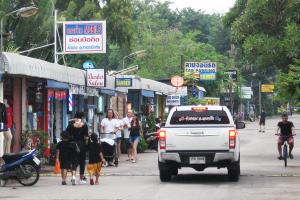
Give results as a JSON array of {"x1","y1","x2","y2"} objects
[
  {"x1": 87, "y1": 133, "x2": 105, "y2": 185},
  {"x1": 56, "y1": 131, "x2": 78, "y2": 185}
]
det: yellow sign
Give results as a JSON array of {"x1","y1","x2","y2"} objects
[
  {"x1": 204, "y1": 97, "x2": 220, "y2": 105},
  {"x1": 261, "y1": 84, "x2": 275, "y2": 93}
]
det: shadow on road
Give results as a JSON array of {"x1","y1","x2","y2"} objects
[{"x1": 169, "y1": 173, "x2": 235, "y2": 184}]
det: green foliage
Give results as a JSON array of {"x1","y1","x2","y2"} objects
[
  {"x1": 276, "y1": 60, "x2": 300, "y2": 102},
  {"x1": 137, "y1": 136, "x2": 148, "y2": 153},
  {"x1": 146, "y1": 112, "x2": 156, "y2": 132}
]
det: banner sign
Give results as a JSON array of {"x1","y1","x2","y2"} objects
[
  {"x1": 185, "y1": 62, "x2": 217, "y2": 80},
  {"x1": 63, "y1": 21, "x2": 106, "y2": 54},
  {"x1": 224, "y1": 70, "x2": 237, "y2": 81},
  {"x1": 241, "y1": 87, "x2": 252, "y2": 99},
  {"x1": 87, "y1": 69, "x2": 105, "y2": 87},
  {"x1": 166, "y1": 95, "x2": 181, "y2": 106},
  {"x1": 115, "y1": 78, "x2": 132, "y2": 87},
  {"x1": 261, "y1": 84, "x2": 274, "y2": 93}
]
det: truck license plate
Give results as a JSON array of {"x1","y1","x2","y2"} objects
[{"x1": 189, "y1": 156, "x2": 205, "y2": 164}]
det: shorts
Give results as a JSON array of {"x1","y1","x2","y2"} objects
[
  {"x1": 129, "y1": 135, "x2": 140, "y2": 144},
  {"x1": 278, "y1": 136, "x2": 294, "y2": 145},
  {"x1": 259, "y1": 119, "x2": 265, "y2": 126},
  {"x1": 87, "y1": 162, "x2": 102, "y2": 176},
  {"x1": 115, "y1": 137, "x2": 122, "y2": 143}
]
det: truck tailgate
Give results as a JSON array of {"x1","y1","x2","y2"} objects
[{"x1": 166, "y1": 126, "x2": 231, "y2": 151}]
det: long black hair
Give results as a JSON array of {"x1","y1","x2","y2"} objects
[
  {"x1": 106, "y1": 109, "x2": 115, "y2": 118},
  {"x1": 131, "y1": 114, "x2": 140, "y2": 128}
]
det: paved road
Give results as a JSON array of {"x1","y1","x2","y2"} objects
[{"x1": 1, "y1": 115, "x2": 300, "y2": 200}]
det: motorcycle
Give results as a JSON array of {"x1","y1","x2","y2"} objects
[{"x1": 0, "y1": 149, "x2": 41, "y2": 186}]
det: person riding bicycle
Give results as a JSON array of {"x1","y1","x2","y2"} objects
[{"x1": 276, "y1": 113, "x2": 296, "y2": 160}]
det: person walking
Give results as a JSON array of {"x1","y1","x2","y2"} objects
[
  {"x1": 259, "y1": 109, "x2": 266, "y2": 132},
  {"x1": 129, "y1": 113, "x2": 141, "y2": 163},
  {"x1": 56, "y1": 131, "x2": 78, "y2": 185},
  {"x1": 100, "y1": 109, "x2": 119, "y2": 166},
  {"x1": 87, "y1": 133, "x2": 105, "y2": 185},
  {"x1": 66, "y1": 112, "x2": 89, "y2": 184},
  {"x1": 123, "y1": 110, "x2": 133, "y2": 161},
  {"x1": 114, "y1": 111, "x2": 123, "y2": 162}
]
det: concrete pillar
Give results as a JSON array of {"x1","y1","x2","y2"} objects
[
  {"x1": 21, "y1": 77, "x2": 27, "y2": 132},
  {"x1": 12, "y1": 77, "x2": 22, "y2": 152}
]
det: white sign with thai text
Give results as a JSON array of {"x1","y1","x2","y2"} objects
[
  {"x1": 166, "y1": 95, "x2": 181, "y2": 106},
  {"x1": 63, "y1": 21, "x2": 106, "y2": 54}
]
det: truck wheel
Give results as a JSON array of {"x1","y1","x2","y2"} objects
[
  {"x1": 158, "y1": 161, "x2": 171, "y2": 182},
  {"x1": 159, "y1": 169, "x2": 171, "y2": 182},
  {"x1": 227, "y1": 162, "x2": 240, "y2": 182}
]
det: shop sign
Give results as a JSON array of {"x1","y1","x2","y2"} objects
[
  {"x1": 261, "y1": 84, "x2": 274, "y2": 93},
  {"x1": 55, "y1": 91, "x2": 67, "y2": 100},
  {"x1": 241, "y1": 87, "x2": 252, "y2": 99},
  {"x1": 185, "y1": 61, "x2": 217, "y2": 80},
  {"x1": 204, "y1": 97, "x2": 220, "y2": 105},
  {"x1": 166, "y1": 95, "x2": 181, "y2": 106},
  {"x1": 63, "y1": 21, "x2": 106, "y2": 54},
  {"x1": 115, "y1": 78, "x2": 132, "y2": 87},
  {"x1": 87, "y1": 69, "x2": 105, "y2": 87},
  {"x1": 224, "y1": 70, "x2": 237, "y2": 81},
  {"x1": 83, "y1": 60, "x2": 95, "y2": 69}
]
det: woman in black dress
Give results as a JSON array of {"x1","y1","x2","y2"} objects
[{"x1": 66, "y1": 112, "x2": 89, "y2": 184}]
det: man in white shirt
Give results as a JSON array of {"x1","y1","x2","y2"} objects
[{"x1": 123, "y1": 110, "x2": 133, "y2": 160}]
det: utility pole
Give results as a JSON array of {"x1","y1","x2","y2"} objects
[
  {"x1": 54, "y1": 10, "x2": 58, "y2": 64},
  {"x1": 259, "y1": 80, "x2": 262, "y2": 115}
]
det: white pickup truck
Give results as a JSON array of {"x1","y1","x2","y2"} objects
[{"x1": 158, "y1": 105, "x2": 245, "y2": 182}]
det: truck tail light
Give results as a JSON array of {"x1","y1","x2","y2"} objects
[
  {"x1": 229, "y1": 129, "x2": 237, "y2": 149},
  {"x1": 158, "y1": 130, "x2": 166, "y2": 150}
]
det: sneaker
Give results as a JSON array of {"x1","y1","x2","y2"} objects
[
  {"x1": 71, "y1": 178, "x2": 76, "y2": 185},
  {"x1": 289, "y1": 154, "x2": 294, "y2": 159},
  {"x1": 62, "y1": 181, "x2": 67, "y2": 185},
  {"x1": 278, "y1": 156, "x2": 283, "y2": 160},
  {"x1": 79, "y1": 179, "x2": 87, "y2": 185},
  {"x1": 90, "y1": 178, "x2": 94, "y2": 185},
  {"x1": 259, "y1": 130, "x2": 261, "y2": 132},
  {"x1": 132, "y1": 159, "x2": 136, "y2": 163}
]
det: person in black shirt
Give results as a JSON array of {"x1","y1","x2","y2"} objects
[
  {"x1": 87, "y1": 133, "x2": 105, "y2": 185},
  {"x1": 56, "y1": 131, "x2": 78, "y2": 185},
  {"x1": 66, "y1": 112, "x2": 89, "y2": 184},
  {"x1": 259, "y1": 109, "x2": 266, "y2": 132},
  {"x1": 276, "y1": 113, "x2": 296, "y2": 160}
]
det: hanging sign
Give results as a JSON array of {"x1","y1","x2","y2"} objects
[
  {"x1": 224, "y1": 70, "x2": 237, "y2": 81},
  {"x1": 87, "y1": 69, "x2": 105, "y2": 87},
  {"x1": 185, "y1": 62, "x2": 217, "y2": 80},
  {"x1": 63, "y1": 21, "x2": 106, "y2": 54},
  {"x1": 261, "y1": 84, "x2": 274, "y2": 93},
  {"x1": 115, "y1": 78, "x2": 132, "y2": 87}
]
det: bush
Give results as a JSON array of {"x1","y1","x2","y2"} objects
[{"x1": 137, "y1": 136, "x2": 148, "y2": 153}]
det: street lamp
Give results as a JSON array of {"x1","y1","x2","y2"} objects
[
  {"x1": 1, "y1": 6, "x2": 38, "y2": 52},
  {"x1": 122, "y1": 50, "x2": 146, "y2": 69}
]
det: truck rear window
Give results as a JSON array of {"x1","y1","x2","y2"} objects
[{"x1": 170, "y1": 110, "x2": 230, "y2": 124}]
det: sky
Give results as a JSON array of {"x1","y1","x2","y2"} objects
[{"x1": 158, "y1": 0, "x2": 236, "y2": 14}]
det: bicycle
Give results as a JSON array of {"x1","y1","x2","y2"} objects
[{"x1": 275, "y1": 134, "x2": 296, "y2": 167}]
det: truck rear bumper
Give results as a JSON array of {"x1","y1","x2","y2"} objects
[{"x1": 160, "y1": 151, "x2": 235, "y2": 164}]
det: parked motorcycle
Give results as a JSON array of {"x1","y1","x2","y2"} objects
[{"x1": 0, "y1": 149, "x2": 41, "y2": 186}]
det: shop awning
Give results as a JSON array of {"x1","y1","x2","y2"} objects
[
  {"x1": 100, "y1": 89, "x2": 116, "y2": 96},
  {"x1": 141, "y1": 90, "x2": 154, "y2": 98},
  {"x1": 0, "y1": 52, "x2": 86, "y2": 85},
  {"x1": 47, "y1": 80, "x2": 69, "y2": 89}
]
